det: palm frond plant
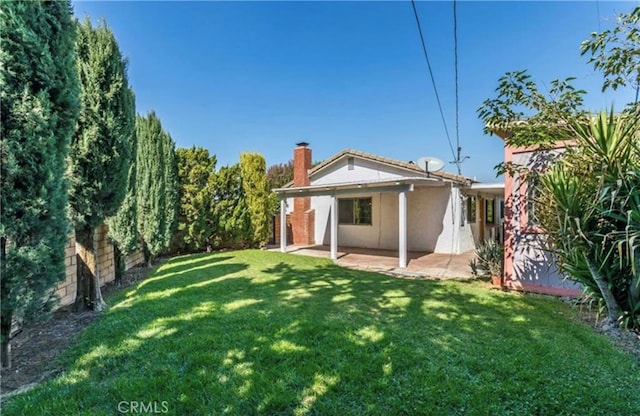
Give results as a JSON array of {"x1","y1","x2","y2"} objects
[
  {"x1": 537, "y1": 109, "x2": 640, "y2": 328},
  {"x1": 470, "y1": 239, "x2": 504, "y2": 286}
]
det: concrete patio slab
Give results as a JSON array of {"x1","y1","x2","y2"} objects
[{"x1": 273, "y1": 245, "x2": 476, "y2": 280}]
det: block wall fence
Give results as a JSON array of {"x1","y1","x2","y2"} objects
[{"x1": 55, "y1": 223, "x2": 144, "y2": 308}]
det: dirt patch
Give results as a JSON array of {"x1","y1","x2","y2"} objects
[
  {"x1": 0, "y1": 263, "x2": 155, "y2": 400},
  {"x1": 1, "y1": 271, "x2": 638, "y2": 401},
  {"x1": 568, "y1": 299, "x2": 640, "y2": 361}
]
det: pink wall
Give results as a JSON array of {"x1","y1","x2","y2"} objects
[{"x1": 503, "y1": 142, "x2": 582, "y2": 297}]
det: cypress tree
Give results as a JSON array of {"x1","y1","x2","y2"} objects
[
  {"x1": 163, "y1": 131, "x2": 179, "y2": 253},
  {"x1": 0, "y1": 0, "x2": 80, "y2": 367},
  {"x1": 240, "y1": 153, "x2": 270, "y2": 247},
  {"x1": 136, "y1": 112, "x2": 177, "y2": 263},
  {"x1": 211, "y1": 164, "x2": 252, "y2": 248},
  {"x1": 69, "y1": 18, "x2": 135, "y2": 311},
  {"x1": 105, "y1": 122, "x2": 138, "y2": 281},
  {"x1": 174, "y1": 147, "x2": 217, "y2": 253}
]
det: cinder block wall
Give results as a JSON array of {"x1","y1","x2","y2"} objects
[
  {"x1": 55, "y1": 233, "x2": 77, "y2": 307},
  {"x1": 57, "y1": 224, "x2": 144, "y2": 308},
  {"x1": 124, "y1": 250, "x2": 145, "y2": 270},
  {"x1": 95, "y1": 223, "x2": 115, "y2": 287}
]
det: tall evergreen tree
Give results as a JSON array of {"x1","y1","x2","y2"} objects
[
  {"x1": 173, "y1": 147, "x2": 217, "y2": 253},
  {"x1": 163, "y1": 131, "x2": 179, "y2": 253},
  {"x1": 0, "y1": 0, "x2": 80, "y2": 368},
  {"x1": 211, "y1": 165, "x2": 252, "y2": 248},
  {"x1": 136, "y1": 112, "x2": 178, "y2": 263},
  {"x1": 69, "y1": 18, "x2": 135, "y2": 311},
  {"x1": 106, "y1": 122, "x2": 138, "y2": 281},
  {"x1": 240, "y1": 153, "x2": 270, "y2": 247}
]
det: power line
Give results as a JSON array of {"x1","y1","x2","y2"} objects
[
  {"x1": 410, "y1": 0, "x2": 457, "y2": 165},
  {"x1": 452, "y1": 0, "x2": 464, "y2": 176}
]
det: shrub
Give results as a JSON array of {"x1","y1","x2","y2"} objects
[{"x1": 470, "y1": 240, "x2": 504, "y2": 279}]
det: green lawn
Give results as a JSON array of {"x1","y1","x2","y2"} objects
[{"x1": 3, "y1": 250, "x2": 639, "y2": 415}]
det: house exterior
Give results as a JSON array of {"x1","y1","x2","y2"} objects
[
  {"x1": 274, "y1": 143, "x2": 504, "y2": 268},
  {"x1": 500, "y1": 138, "x2": 582, "y2": 296}
]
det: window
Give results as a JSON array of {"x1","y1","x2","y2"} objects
[
  {"x1": 466, "y1": 196, "x2": 476, "y2": 223},
  {"x1": 499, "y1": 200, "x2": 505, "y2": 220},
  {"x1": 527, "y1": 175, "x2": 540, "y2": 226},
  {"x1": 339, "y1": 197, "x2": 372, "y2": 225},
  {"x1": 485, "y1": 199, "x2": 495, "y2": 224}
]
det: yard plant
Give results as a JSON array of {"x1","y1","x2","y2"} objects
[
  {"x1": 478, "y1": 6, "x2": 640, "y2": 328},
  {"x1": 469, "y1": 239, "x2": 503, "y2": 281},
  {"x1": 3, "y1": 250, "x2": 639, "y2": 415}
]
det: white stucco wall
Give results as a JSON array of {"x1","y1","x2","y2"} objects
[
  {"x1": 452, "y1": 188, "x2": 476, "y2": 253},
  {"x1": 311, "y1": 157, "x2": 412, "y2": 185},
  {"x1": 310, "y1": 185, "x2": 473, "y2": 254},
  {"x1": 312, "y1": 195, "x2": 331, "y2": 245}
]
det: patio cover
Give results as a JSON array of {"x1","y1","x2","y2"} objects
[{"x1": 273, "y1": 177, "x2": 452, "y2": 268}]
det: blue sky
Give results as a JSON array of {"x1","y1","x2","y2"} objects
[{"x1": 71, "y1": 1, "x2": 637, "y2": 182}]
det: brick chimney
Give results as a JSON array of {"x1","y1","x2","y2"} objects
[{"x1": 291, "y1": 142, "x2": 315, "y2": 245}]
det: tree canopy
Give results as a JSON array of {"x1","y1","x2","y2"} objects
[
  {"x1": 240, "y1": 153, "x2": 270, "y2": 248},
  {"x1": 173, "y1": 147, "x2": 216, "y2": 253},
  {"x1": 0, "y1": 0, "x2": 80, "y2": 367},
  {"x1": 69, "y1": 17, "x2": 136, "y2": 311},
  {"x1": 136, "y1": 112, "x2": 178, "y2": 262}
]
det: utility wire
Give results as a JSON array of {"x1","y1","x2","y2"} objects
[
  {"x1": 453, "y1": 0, "x2": 463, "y2": 176},
  {"x1": 410, "y1": 0, "x2": 457, "y2": 165}
]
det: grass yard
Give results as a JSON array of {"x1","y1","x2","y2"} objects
[{"x1": 3, "y1": 250, "x2": 639, "y2": 415}]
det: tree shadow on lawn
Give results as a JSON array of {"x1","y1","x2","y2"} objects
[{"x1": 5, "y1": 250, "x2": 638, "y2": 415}]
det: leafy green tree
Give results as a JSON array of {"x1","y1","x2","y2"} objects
[
  {"x1": 0, "y1": 0, "x2": 80, "y2": 367},
  {"x1": 581, "y1": 6, "x2": 639, "y2": 101},
  {"x1": 267, "y1": 161, "x2": 294, "y2": 190},
  {"x1": 210, "y1": 165, "x2": 252, "y2": 248},
  {"x1": 240, "y1": 153, "x2": 270, "y2": 247},
  {"x1": 136, "y1": 112, "x2": 178, "y2": 263},
  {"x1": 266, "y1": 160, "x2": 294, "y2": 216},
  {"x1": 69, "y1": 18, "x2": 135, "y2": 312},
  {"x1": 478, "y1": 6, "x2": 640, "y2": 328},
  {"x1": 173, "y1": 147, "x2": 217, "y2": 253}
]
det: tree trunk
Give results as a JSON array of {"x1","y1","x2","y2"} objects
[
  {"x1": 1, "y1": 237, "x2": 11, "y2": 368},
  {"x1": 114, "y1": 244, "x2": 123, "y2": 284},
  {"x1": 73, "y1": 226, "x2": 107, "y2": 312},
  {"x1": 585, "y1": 255, "x2": 620, "y2": 325},
  {"x1": 1, "y1": 311, "x2": 12, "y2": 369},
  {"x1": 142, "y1": 242, "x2": 153, "y2": 268}
]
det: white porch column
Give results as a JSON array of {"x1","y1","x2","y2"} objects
[
  {"x1": 330, "y1": 195, "x2": 338, "y2": 260},
  {"x1": 280, "y1": 198, "x2": 287, "y2": 252},
  {"x1": 399, "y1": 190, "x2": 407, "y2": 268}
]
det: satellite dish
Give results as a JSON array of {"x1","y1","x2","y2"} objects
[{"x1": 416, "y1": 156, "x2": 445, "y2": 172}]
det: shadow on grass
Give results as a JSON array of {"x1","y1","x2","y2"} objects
[{"x1": 4, "y1": 250, "x2": 639, "y2": 416}]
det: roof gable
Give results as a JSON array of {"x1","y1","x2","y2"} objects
[{"x1": 308, "y1": 149, "x2": 471, "y2": 185}]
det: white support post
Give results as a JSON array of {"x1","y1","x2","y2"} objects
[
  {"x1": 399, "y1": 190, "x2": 407, "y2": 268},
  {"x1": 280, "y1": 198, "x2": 287, "y2": 252},
  {"x1": 330, "y1": 195, "x2": 338, "y2": 260}
]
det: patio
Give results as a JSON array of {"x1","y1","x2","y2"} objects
[{"x1": 274, "y1": 245, "x2": 476, "y2": 280}]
